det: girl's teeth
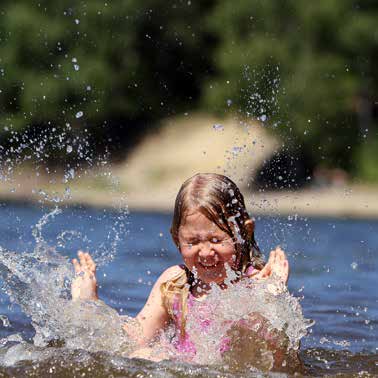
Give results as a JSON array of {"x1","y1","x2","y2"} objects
[{"x1": 201, "y1": 263, "x2": 216, "y2": 267}]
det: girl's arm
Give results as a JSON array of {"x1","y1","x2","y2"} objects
[
  {"x1": 131, "y1": 265, "x2": 182, "y2": 345},
  {"x1": 71, "y1": 252, "x2": 180, "y2": 346}
]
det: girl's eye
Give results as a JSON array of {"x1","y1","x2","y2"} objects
[
  {"x1": 188, "y1": 240, "x2": 199, "y2": 246},
  {"x1": 211, "y1": 237, "x2": 220, "y2": 243}
]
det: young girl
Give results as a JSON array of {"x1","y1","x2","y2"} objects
[{"x1": 71, "y1": 173, "x2": 290, "y2": 362}]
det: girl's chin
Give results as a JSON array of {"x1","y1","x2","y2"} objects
[
  {"x1": 197, "y1": 265, "x2": 226, "y2": 283},
  {"x1": 190, "y1": 262, "x2": 235, "y2": 283},
  {"x1": 201, "y1": 276, "x2": 224, "y2": 284}
]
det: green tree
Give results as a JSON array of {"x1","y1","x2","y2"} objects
[
  {"x1": 203, "y1": 0, "x2": 378, "y2": 180},
  {"x1": 0, "y1": 0, "x2": 214, "y2": 161}
]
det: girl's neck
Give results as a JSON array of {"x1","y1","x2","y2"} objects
[{"x1": 190, "y1": 279, "x2": 228, "y2": 298}]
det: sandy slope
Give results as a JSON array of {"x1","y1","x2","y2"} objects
[
  {"x1": 114, "y1": 113, "x2": 278, "y2": 198},
  {"x1": 0, "y1": 114, "x2": 377, "y2": 218}
]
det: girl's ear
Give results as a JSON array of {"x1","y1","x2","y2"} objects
[{"x1": 244, "y1": 218, "x2": 255, "y2": 238}]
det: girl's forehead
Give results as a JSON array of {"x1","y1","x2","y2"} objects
[{"x1": 179, "y1": 210, "x2": 224, "y2": 234}]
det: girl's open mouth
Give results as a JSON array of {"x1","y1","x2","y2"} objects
[{"x1": 199, "y1": 262, "x2": 219, "y2": 269}]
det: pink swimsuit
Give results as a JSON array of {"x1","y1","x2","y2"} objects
[{"x1": 171, "y1": 265, "x2": 255, "y2": 357}]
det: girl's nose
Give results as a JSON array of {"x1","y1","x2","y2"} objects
[{"x1": 198, "y1": 242, "x2": 215, "y2": 258}]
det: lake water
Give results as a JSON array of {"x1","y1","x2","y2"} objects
[{"x1": 0, "y1": 202, "x2": 377, "y2": 376}]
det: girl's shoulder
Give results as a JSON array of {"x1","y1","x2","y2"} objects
[
  {"x1": 157, "y1": 264, "x2": 186, "y2": 285},
  {"x1": 158, "y1": 265, "x2": 188, "y2": 316}
]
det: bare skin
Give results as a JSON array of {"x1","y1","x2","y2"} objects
[
  {"x1": 71, "y1": 251, "x2": 98, "y2": 301},
  {"x1": 71, "y1": 216, "x2": 290, "y2": 358},
  {"x1": 253, "y1": 246, "x2": 289, "y2": 284}
]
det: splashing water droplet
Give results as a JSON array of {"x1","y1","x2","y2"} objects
[
  {"x1": 232, "y1": 146, "x2": 243, "y2": 155},
  {"x1": 0, "y1": 315, "x2": 10, "y2": 328},
  {"x1": 213, "y1": 124, "x2": 224, "y2": 132},
  {"x1": 351, "y1": 262, "x2": 358, "y2": 270},
  {"x1": 66, "y1": 145, "x2": 73, "y2": 154},
  {"x1": 73, "y1": 64, "x2": 80, "y2": 71},
  {"x1": 258, "y1": 114, "x2": 267, "y2": 122},
  {"x1": 76, "y1": 111, "x2": 83, "y2": 119}
]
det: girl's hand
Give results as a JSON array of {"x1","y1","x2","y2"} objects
[
  {"x1": 254, "y1": 247, "x2": 289, "y2": 285},
  {"x1": 71, "y1": 251, "x2": 98, "y2": 301}
]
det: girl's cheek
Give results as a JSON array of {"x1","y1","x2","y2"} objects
[{"x1": 181, "y1": 251, "x2": 197, "y2": 265}]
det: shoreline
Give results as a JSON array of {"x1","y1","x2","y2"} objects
[
  {"x1": 1, "y1": 183, "x2": 378, "y2": 220},
  {"x1": 1, "y1": 114, "x2": 377, "y2": 219}
]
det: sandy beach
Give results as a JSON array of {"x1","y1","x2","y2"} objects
[{"x1": 1, "y1": 114, "x2": 377, "y2": 219}]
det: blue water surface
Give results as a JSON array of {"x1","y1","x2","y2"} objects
[{"x1": 0, "y1": 202, "x2": 376, "y2": 353}]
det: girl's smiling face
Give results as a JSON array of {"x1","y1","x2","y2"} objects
[{"x1": 178, "y1": 211, "x2": 236, "y2": 284}]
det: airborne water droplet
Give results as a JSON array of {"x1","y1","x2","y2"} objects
[
  {"x1": 76, "y1": 111, "x2": 83, "y2": 119},
  {"x1": 0, "y1": 315, "x2": 10, "y2": 327},
  {"x1": 66, "y1": 145, "x2": 73, "y2": 153},
  {"x1": 213, "y1": 124, "x2": 224, "y2": 131},
  {"x1": 259, "y1": 114, "x2": 267, "y2": 122},
  {"x1": 65, "y1": 187, "x2": 71, "y2": 197}
]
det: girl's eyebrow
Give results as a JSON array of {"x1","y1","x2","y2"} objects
[{"x1": 180, "y1": 230, "x2": 225, "y2": 239}]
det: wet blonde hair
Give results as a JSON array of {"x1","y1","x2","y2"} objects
[{"x1": 160, "y1": 173, "x2": 265, "y2": 338}]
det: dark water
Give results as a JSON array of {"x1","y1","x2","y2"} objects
[{"x1": 0, "y1": 202, "x2": 377, "y2": 376}]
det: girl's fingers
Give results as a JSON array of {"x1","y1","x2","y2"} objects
[
  {"x1": 276, "y1": 249, "x2": 284, "y2": 271},
  {"x1": 252, "y1": 248, "x2": 289, "y2": 285},
  {"x1": 89, "y1": 261, "x2": 96, "y2": 274},
  {"x1": 83, "y1": 253, "x2": 90, "y2": 268},
  {"x1": 78, "y1": 251, "x2": 86, "y2": 267},
  {"x1": 278, "y1": 248, "x2": 286, "y2": 262},
  {"x1": 83, "y1": 253, "x2": 96, "y2": 273},
  {"x1": 85, "y1": 253, "x2": 95, "y2": 268},
  {"x1": 268, "y1": 250, "x2": 277, "y2": 272},
  {"x1": 274, "y1": 247, "x2": 289, "y2": 284},
  {"x1": 261, "y1": 257, "x2": 272, "y2": 277},
  {"x1": 72, "y1": 258, "x2": 81, "y2": 273},
  {"x1": 275, "y1": 250, "x2": 280, "y2": 266},
  {"x1": 73, "y1": 251, "x2": 86, "y2": 276},
  {"x1": 76, "y1": 250, "x2": 95, "y2": 274}
]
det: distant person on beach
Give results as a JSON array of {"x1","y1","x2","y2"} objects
[{"x1": 71, "y1": 173, "x2": 297, "y2": 370}]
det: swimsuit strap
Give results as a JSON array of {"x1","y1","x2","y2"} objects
[{"x1": 244, "y1": 264, "x2": 255, "y2": 277}]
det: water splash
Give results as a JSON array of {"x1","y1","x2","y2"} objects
[
  {"x1": 32, "y1": 206, "x2": 62, "y2": 252},
  {"x1": 0, "y1": 205, "x2": 135, "y2": 366},
  {"x1": 178, "y1": 270, "x2": 313, "y2": 372},
  {"x1": 0, "y1": 245, "x2": 136, "y2": 360},
  {"x1": 0, "y1": 206, "x2": 310, "y2": 373}
]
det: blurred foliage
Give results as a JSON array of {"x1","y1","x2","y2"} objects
[
  {"x1": 0, "y1": 0, "x2": 377, "y2": 181},
  {"x1": 204, "y1": 0, "x2": 378, "y2": 181},
  {"x1": 0, "y1": 0, "x2": 214, "y2": 162}
]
